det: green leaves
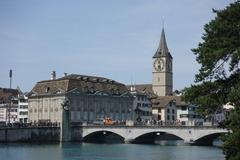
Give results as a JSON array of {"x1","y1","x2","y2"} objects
[
  {"x1": 183, "y1": 1, "x2": 240, "y2": 159},
  {"x1": 192, "y1": 1, "x2": 240, "y2": 82},
  {"x1": 222, "y1": 108, "x2": 240, "y2": 160}
]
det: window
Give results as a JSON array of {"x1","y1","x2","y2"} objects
[
  {"x1": 167, "y1": 109, "x2": 170, "y2": 113},
  {"x1": 20, "y1": 99, "x2": 27, "y2": 103},
  {"x1": 181, "y1": 106, "x2": 187, "y2": 110},
  {"x1": 172, "y1": 109, "x2": 175, "y2": 114},
  {"x1": 110, "y1": 108, "x2": 113, "y2": 113},
  {"x1": 84, "y1": 86, "x2": 89, "y2": 92},
  {"x1": 167, "y1": 115, "x2": 170, "y2": 120},
  {"x1": 172, "y1": 115, "x2": 175, "y2": 120},
  {"x1": 20, "y1": 111, "x2": 28, "y2": 115},
  {"x1": 45, "y1": 87, "x2": 50, "y2": 93},
  {"x1": 90, "y1": 87, "x2": 95, "y2": 93},
  {"x1": 180, "y1": 114, "x2": 188, "y2": 118}
]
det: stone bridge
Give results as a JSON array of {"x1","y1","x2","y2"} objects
[{"x1": 78, "y1": 126, "x2": 228, "y2": 145}]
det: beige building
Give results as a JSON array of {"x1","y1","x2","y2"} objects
[
  {"x1": 151, "y1": 96, "x2": 184, "y2": 123},
  {"x1": 28, "y1": 74, "x2": 133, "y2": 125}
]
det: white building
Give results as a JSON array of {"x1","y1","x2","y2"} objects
[
  {"x1": 151, "y1": 96, "x2": 179, "y2": 124},
  {"x1": 0, "y1": 104, "x2": 7, "y2": 122},
  {"x1": 0, "y1": 87, "x2": 28, "y2": 124},
  {"x1": 177, "y1": 104, "x2": 203, "y2": 126},
  {"x1": 8, "y1": 97, "x2": 19, "y2": 123},
  {"x1": 18, "y1": 94, "x2": 28, "y2": 123},
  {"x1": 129, "y1": 86, "x2": 152, "y2": 123},
  {"x1": 213, "y1": 103, "x2": 234, "y2": 125}
]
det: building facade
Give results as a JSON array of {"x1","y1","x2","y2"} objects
[
  {"x1": 151, "y1": 96, "x2": 179, "y2": 124},
  {"x1": 129, "y1": 86, "x2": 152, "y2": 123},
  {"x1": 177, "y1": 104, "x2": 203, "y2": 126},
  {"x1": 0, "y1": 88, "x2": 19, "y2": 123},
  {"x1": 28, "y1": 74, "x2": 134, "y2": 125},
  {"x1": 18, "y1": 94, "x2": 28, "y2": 123}
]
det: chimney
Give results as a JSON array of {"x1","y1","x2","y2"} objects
[{"x1": 51, "y1": 71, "x2": 56, "y2": 80}]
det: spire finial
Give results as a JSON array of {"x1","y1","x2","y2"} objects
[
  {"x1": 152, "y1": 21, "x2": 172, "y2": 59},
  {"x1": 162, "y1": 17, "x2": 165, "y2": 29}
]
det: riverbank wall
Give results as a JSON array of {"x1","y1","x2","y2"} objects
[{"x1": 0, "y1": 127, "x2": 60, "y2": 142}]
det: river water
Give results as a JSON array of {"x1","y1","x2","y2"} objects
[{"x1": 0, "y1": 142, "x2": 224, "y2": 160}]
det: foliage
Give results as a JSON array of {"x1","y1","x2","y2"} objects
[
  {"x1": 222, "y1": 108, "x2": 240, "y2": 160},
  {"x1": 182, "y1": 1, "x2": 240, "y2": 159}
]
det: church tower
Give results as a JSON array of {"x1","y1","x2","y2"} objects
[{"x1": 152, "y1": 28, "x2": 173, "y2": 96}]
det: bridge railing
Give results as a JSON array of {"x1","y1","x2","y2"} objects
[
  {"x1": 75, "y1": 122, "x2": 222, "y2": 129},
  {"x1": 0, "y1": 122, "x2": 61, "y2": 129},
  {"x1": 80, "y1": 124, "x2": 224, "y2": 130}
]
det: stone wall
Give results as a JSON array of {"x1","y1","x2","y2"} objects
[{"x1": 0, "y1": 127, "x2": 60, "y2": 142}]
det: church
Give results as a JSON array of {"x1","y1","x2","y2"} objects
[{"x1": 132, "y1": 27, "x2": 187, "y2": 124}]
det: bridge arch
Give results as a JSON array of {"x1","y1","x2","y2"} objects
[
  {"x1": 130, "y1": 129, "x2": 186, "y2": 141},
  {"x1": 132, "y1": 131, "x2": 183, "y2": 144},
  {"x1": 82, "y1": 129, "x2": 125, "y2": 143},
  {"x1": 194, "y1": 132, "x2": 226, "y2": 146}
]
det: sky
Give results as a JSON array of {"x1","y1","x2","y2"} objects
[{"x1": 0, "y1": 0, "x2": 234, "y2": 92}]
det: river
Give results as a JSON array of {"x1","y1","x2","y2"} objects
[{"x1": 0, "y1": 142, "x2": 224, "y2": 160}]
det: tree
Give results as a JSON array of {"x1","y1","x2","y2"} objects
[{"x1": 182, "y1": 1, "x2": 240, "y2": 159}]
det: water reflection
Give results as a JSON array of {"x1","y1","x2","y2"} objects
[{"x1": 155, "y1": 140, "x2": 185, "y2": 146}]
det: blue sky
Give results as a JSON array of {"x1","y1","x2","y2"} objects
[{"x1": 0, "y1": 0, "x2": 234, "y2": 92}]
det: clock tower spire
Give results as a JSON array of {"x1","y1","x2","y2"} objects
[{"x1": 152, "y1": 27, "x2": 173, "y2": 96}]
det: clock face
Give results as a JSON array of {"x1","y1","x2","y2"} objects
[{"x1": 154, "y1": 58, "x2": 164, "y2": 71}]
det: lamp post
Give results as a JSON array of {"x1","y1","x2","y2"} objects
[{"x1": 9, "y1": 69, "x2": 12, "y2": 89}]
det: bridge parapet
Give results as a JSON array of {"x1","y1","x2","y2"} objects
[{"x1": 80, "y1": 125, "x2": 228, "y2": 145}]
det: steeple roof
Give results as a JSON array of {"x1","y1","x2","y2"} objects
[{"x1": 153, "y1": 28, "x2": 172, "y2": 59}]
